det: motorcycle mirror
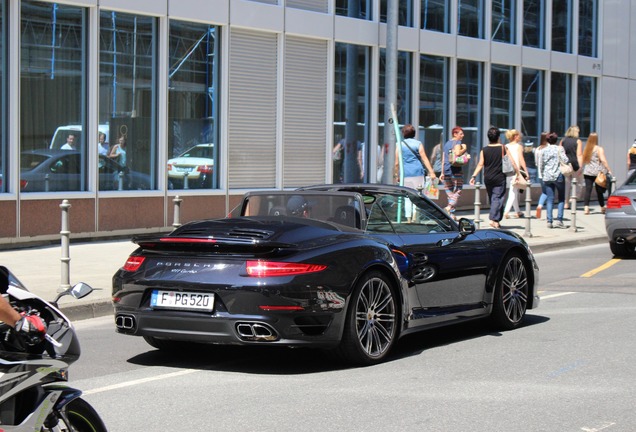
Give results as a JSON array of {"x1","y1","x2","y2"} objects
[
  {"x1": 69, "y1": 282, "x2": 94, "y2": 299},
  {"x1": 53, "y1": 282, "x2": 94, "y2": 304}
]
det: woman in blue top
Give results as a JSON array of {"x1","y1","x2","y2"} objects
[
  {"x1": 441, "y1": 126, "x2": 467, "y2": 218},
  {"x1": 394, "y1": 124, "x2": 436, "y2": 187}
]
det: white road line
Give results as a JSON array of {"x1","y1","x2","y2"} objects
[
  {"x1": 83, "y1": 369, "x2": 198, "y2": 395},
  {"x1": 540, "y1": 292, "x2": 577, "y2": 300}
]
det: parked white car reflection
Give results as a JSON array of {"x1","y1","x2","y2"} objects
[{"x1": 167, "y1": 144, "x2": 214, "y2": 189}]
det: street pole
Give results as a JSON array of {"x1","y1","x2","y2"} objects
[{"x1": 382, "y1": 0, "x2": 398, "y2": 184}]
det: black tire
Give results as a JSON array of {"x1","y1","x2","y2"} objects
[
  {"x1": 490, "y1": 252, "x2": 529, "y2": 330},
  {"x1": 609, "y1": 241, "x2": 635, "y2": 258},
  {"x1": 336, "y1": 271, "x2": 398, "y2": 365},
  {"x1": 56, "y1": 397, "x2": 107, "y2": 432}
]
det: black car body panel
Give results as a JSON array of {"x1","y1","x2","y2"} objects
[{"x1": 113, "y1": 184, "x2": 539, "y2": 358}]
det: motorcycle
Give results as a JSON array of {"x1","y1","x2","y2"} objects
[{"x1": 0, "y1": 266, "x2": 107, "y2": 432}]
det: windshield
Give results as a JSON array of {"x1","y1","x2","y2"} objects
[{"x1": 179, "y1": 146, "x2": 213, "y2": 159}]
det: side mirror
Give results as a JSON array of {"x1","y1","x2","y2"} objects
[
  {"x1": 53, "y1": 282, "x2": 94, "y2": 305},
  {"x1": 69, "y1": 282, "x2": 94, "y2": 300},
  {"x1": 458, "y1": 218, "x2": 475, "y2": 235}
]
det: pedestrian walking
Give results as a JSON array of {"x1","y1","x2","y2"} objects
[
  {"x1": 539, "y1": 132, "x2": 569, "y2": 228},
  {"x1": 441, "y1": 126, "x2": 467, "y2": 219},
  {"x1": 582, "y1": 132, "x2": 613, "y2": 215},
  {"x1": 534, "y1": 132, "x2": 548, "y2": 219},
  {"x1": 503, "y1": 129, "x2": 529, "y2": 219},
  {"x1": 559, "y1": 125, "x2": 583, "y2": 208},
  {"x1": 470, "y1": 127, "x2": 521, "y2": 228}
]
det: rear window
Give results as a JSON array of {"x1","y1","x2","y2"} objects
[{"x1": 241, "y1": 193, "x2": 363, "y2": 229}]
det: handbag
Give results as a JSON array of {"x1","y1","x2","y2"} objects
[
  {"x1": 450, "y1": 144, "x2": 471, "y2": 167},
  {"x1": 512, "y1": 176, "x2": 531, "y2": 190},
  {"x1": 595, "y1": 171, "x2": 607, "y2": 188},
  {"x1": 559, "y1": 161, "x2": 574, "y2": 177},
  {"x1": 501, "y1": 146, "x2": 514, "y2": 176}
]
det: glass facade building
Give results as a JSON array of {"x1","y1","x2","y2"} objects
[{"x1": 0, "y1": 0, "x2": 625, "y2": 242}]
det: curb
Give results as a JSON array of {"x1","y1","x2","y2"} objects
[
  {"x1": 528, "y1": 235, "x2": 607, "y2": 254},
  {"x1": 60, "y1": 299, "x2": 114, "y2": 321}
]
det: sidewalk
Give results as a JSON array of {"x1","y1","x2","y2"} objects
[{"x1": 0, "y1": 206, "x2": 608, "y2": 321}]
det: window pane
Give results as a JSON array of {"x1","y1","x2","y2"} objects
[
  {"x1": 550, "y1": 72, "x2": 571, "y2": 135},
  {"x1": 490, "y1": 64, "x2": 515, "y2": 130},
  {"x1": 579, "y1": 0, "x2": 597, "y2": 57},
  {"x1": 334, "y1": 43, "x2": 370, "y2": 183},
  {"x1": 335, "y1": 0, "x2": 371, "y2": 20},
  {"x1": 379, "y1": 49, "x2": 412, "y2": 183},
  {"x1": 456, "y1": 59, "x2": 483, "y2": 182},
  {"x1": 552, "y1": 0, "x2": 572, "y2": 53},
  {"x1": 380, "y1": 0, "x2": 413, "y2": 26},
  {"x1": 523, "y1": 0, "x2": 544, "y2": 48},
  {"x1": 521, "y1": 67, "x2": 543, "y2": 149},
  {"x1": 419, "y1": 54, "x2": 448, "y2": 176},
  {"x1": 577, "y1": 76, "x2": 596, "y2": 137},
  {"x1": 458, "y1": 0, "x2": 483, "y2": 38},
  {"x1": 168, "y1": 21, "x2": 219, "y2": 190},
  {"x1": 492, "y1": 0, "x2": 515, "y2": 43},
  {"x1": 421, "y1": 0, "x2": 449, "y2": 32},
  {"x1": 99, "y1": 12, "x2": 156, "y2": 191},
  {"x1": 20, "y1": 2, "x2": 86, "y2": 193}
]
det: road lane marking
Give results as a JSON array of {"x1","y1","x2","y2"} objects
[
  {"x1": 83, "y1": 369, "x2": 198, "y2": 395},
  {"x1": 540, "y1": 292, "x2": 576, "y2": 300},
  {"x1": 581, "y1": 258, "x2": 621, "y2": 278}
]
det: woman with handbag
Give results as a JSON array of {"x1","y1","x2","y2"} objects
[
  {"x1": 559, "y1": 125, "x2": 584, "y2": 208},
  {"x1": 441, "y1": 126, "x2": 467, "y2": 219},
  {"x1": 582, "y1": 132, "x2": 613, "y2": 214},
  {"x1": 469, "y1": 127, "x2": 520, "y2": 228},
  {"x1": 538, "y1": 132, "x2": 570, "y2": 228},
  {"x1": 503, "y1": 129, "x2": 529, "y2": 219}
]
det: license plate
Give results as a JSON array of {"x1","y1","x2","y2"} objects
[
  {"x1": 151, "y1": 290, "x2": 214, "y2": 312},
  {"x1": 176, "y1": 167, "x2": 193, "y2": 172}
]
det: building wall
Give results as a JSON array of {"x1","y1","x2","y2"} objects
[{"x1": 0, "y1": 0, "x2": 631, "y2": 245}]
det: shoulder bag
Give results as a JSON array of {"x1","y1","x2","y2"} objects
[
  {"x1": 595, "y1": 171, "x2": 607, "y2": 188},
  {"x1": 501, "y1": 145, "x2": 514, "y2": 176},
  {"x1": 559, "y1": 160, "x2": 574, "y2": 177}
]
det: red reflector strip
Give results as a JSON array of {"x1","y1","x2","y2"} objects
[
  {"x1": 122, "y1": 256, "x2": 145, "y2": 272},
  {"x1": 259, "y1": 305, "x2": 305, "y2": 311},
  {"x1": 159, "y1": 237, "x2": 217, "y2": 243},
  {"x1": 607, "y1": 196, "x2": 632, "y2": 209},
  {"x1": 246, "y1": 260, "x2": 327, "y2": 277}
]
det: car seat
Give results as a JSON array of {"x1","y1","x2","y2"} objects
[{"x1": 333, "y1": 205, "x2": 360, "y2": 228}]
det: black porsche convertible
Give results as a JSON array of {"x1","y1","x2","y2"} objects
[{"x1": 112, "y1": 184, "x2": 539, "y2": 365}]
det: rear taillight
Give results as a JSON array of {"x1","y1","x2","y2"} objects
[
  {"x1": 607, "y1": 195, "x2": 633, "y2": 209},
  {"x1": 167, "y1": 164, "x2": 173, "y2": 171},
  {"x1": 123, "y1": 256, "x2": 145, "y2": 272},
  {"x1": 20, "y1": 180, "x2": 28, "y2": 189},
  {"x1": 246, "y1": 261, "x2": 327, "y2": 277},
  {"x1": 197, "y1": 165, "x2": 213, "y2": 174}
]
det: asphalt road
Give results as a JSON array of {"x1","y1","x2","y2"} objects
[{"x1": 68, "y1": 244, "x2": 636, "y2": 432}]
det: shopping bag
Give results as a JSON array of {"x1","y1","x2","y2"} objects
[{"x1": 423, "y1": 177, "x2": 439, "y2": 200}]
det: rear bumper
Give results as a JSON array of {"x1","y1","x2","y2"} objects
[{"x1": 113, "y1": 307, "x2": 343, "y2": 348}]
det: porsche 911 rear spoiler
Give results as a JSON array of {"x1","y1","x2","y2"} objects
[{"x1": 133, "y1": 235, "x2": 295, "y2": 255}]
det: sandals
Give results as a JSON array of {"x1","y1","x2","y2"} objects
[
  {"x1": 584, "y1": 206, "x2": 590, "y2": 215},
  {"x1": 489, "y1": 221, "x2": 501, "y2": 229}
]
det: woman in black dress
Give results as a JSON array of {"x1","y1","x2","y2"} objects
[
  {"x1": 559, "y1": 125, "x2": 583, "y2": 208},
  {"x1": 470, "y1": 127, "x2": 520, "y2": 228}
]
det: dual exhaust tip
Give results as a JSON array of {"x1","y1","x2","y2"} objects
[
  {"x1": 235, "y1": 322, "x2": 278, "y2": 341},
  {"x1": 115, "y1": 314, "x2": 136, "y2": 330}
]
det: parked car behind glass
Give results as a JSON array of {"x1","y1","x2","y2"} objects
[
  {"x1": 20, "y1": 149, "x2": 151, "y2": 192},
  {"x1": 167, "y1": 143, "x2": 214, "y2": 189}
]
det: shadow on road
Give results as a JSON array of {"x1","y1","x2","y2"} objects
[{"x1": 125, "y1": 314, "x2": 550, "y2": 374}]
